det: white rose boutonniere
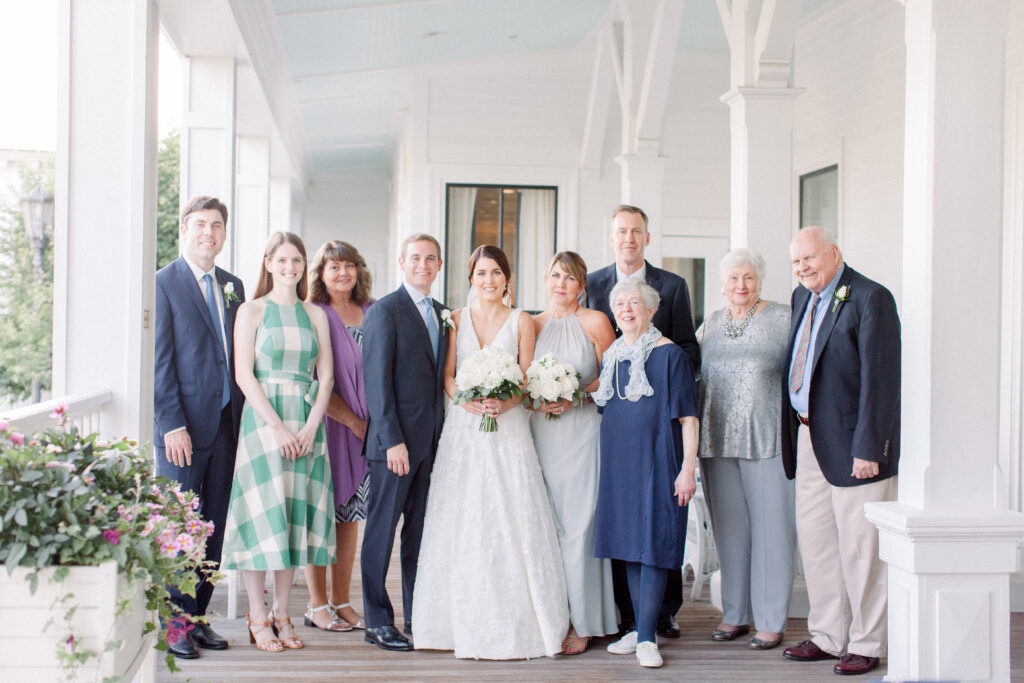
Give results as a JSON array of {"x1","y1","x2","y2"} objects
[
  {"x1": 832, "y1": 284, "x2": 850, "y2": 313},
  {"x1": 440, "y1": 307, "x2": 455, "y2": 331},
  {"x1": 222, "y1": 281, "x2": 240, "y2": 308}
]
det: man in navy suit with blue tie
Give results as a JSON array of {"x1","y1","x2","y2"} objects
[
  {"x1": 154, "y1": 196, "x2": 245, "y2": 659},
  {"x1": 361, "y1": 233, "x2": 449, "y2": 652}
]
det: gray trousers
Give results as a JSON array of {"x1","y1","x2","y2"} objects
[{"x1": 700, "y1": 455, "x2": 796, "y2": 633}]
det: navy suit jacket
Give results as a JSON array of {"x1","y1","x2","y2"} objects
[
  {"x1": 780, "y1": 265, "x2": 901, "y2": 487},
  {"x1": 586, "y1": 260, "x2": 700, "y2": 372},
  {"x1": 154, "y1": 257, "x2": 245, "y2": 449},
  {"x1": 362, "y1": 285, "x2": 450, "y2": 464}
]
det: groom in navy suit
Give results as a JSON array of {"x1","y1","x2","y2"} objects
[
  {"x1": 154, "y1": 196, "x2": 245, "y2": 659},
  {"x1": 361, "y1": 233, "x2": 450, "y2": 651}
]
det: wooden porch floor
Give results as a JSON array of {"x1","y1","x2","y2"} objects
[{"x1": 160, "y1": 527, "x2": 1024, "y2": 682}]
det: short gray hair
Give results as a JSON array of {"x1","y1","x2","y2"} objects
[
  {"x1": 719, "y1": 247, "x2": 766, "y2": 283},
  {"x1": 610, "y1": 278, "x2": 660, "y2": 311}
]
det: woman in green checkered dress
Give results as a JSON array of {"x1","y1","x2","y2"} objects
[{"x1": 222, "y1": 232, "x2": 336, "y2": 652}]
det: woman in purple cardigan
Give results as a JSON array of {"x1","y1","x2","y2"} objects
[{"x1": 303, "y1": 240, "x2": 376, "y2": 632}]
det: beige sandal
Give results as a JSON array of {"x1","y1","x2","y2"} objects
[
  {"x1": 246, "y1": 613, "x2": 283, "y2": 652},
  {"x1": 304, "y1": 602, "x2": 353, "y2": 632},
  {"x1": 270, "y1": 614, "x2": 304, "y2": 649}
]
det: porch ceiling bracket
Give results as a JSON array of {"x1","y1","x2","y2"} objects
[
  {"x1": 719, "y1": 0, "x2": 802, "y2": 89},
  {"x1": 605, "y1": 0, "x2": 685, "y2": 158}
]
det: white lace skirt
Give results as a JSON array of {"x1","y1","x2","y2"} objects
[{"x1": 412, "y1": 404, "x2": 569, "y2": 659}]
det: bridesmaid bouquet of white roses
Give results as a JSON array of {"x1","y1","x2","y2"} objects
[
  {"x1": 524, "y1": 353, "x2": 583, "y2": 420},
  {"x1": 453, "y1": 346, "x2": 524, "y2": 432}
]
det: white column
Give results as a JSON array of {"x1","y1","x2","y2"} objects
[
  {"x1": 54, "y1": 0, "x2": 158, "y2": 440},
  {"x1": 233, "y1": 135, "x2": 270, "y2": 296},
  {"x1": 866, "y1": 2, "x2": 1024, "y2": 681},
  {"x1": 180, "y1": 56, "x2": 236, "y2": 269},
  {"x1": 616, "y1": 154, "x2": 666, "y2": 264},
  {"x1": 269, "y1": 177, "x2": 293, "y2": 233},
  {"x1": 720, "y1": 87, "x2": 802, "y2": 302}
]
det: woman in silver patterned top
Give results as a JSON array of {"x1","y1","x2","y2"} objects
[{"x1": 696, "y1": 247, "x2": 796, "y2": 651}]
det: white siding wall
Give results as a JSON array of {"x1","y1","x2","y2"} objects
[
  {"x1": 302, "y1": 168, "x2": 391, "y2": 300},
  {"x1": 793, "y1": 0, "x2": 906, "y2": 305}
]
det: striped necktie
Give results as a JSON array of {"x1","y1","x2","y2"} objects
[{"x1": 788, "y1": 293, "x2": 820, "y2": 394}]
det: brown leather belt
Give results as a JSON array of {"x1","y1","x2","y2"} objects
[{"x1": 797, "y1": 413, "x2": 810, "y2": 426}]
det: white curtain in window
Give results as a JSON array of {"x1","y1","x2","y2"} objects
[
  {"x1": 516, "y1": 189, "x2": 556, "y2": 311},
  {"x1": 446, "y1": 187, "x2": 477, "y2": 307}
]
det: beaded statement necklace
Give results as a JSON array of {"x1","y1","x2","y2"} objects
[{"x1": 722, "y1": 299, "x2": 760, "y2": 338}]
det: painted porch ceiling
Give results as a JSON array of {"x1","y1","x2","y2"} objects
[{"x1": 269, "y1": 0, "x2": 827, "y2": 173}]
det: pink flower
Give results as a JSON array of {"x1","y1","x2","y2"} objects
[
  {"x1": 50, "y1": 402, "x2": 67, "y2": 418},
  {"x1": 65, "y1": 634, "x2": 75, "y2": 653},
  {"x1": 102, "y1": 529, "x2": 120, "y2": 545},
  {"x1": 0, "y1": 421, "x2": 8, "y2": 431},
  {"x1": 164, "y1": 618, "x2": 194, "y2": 644},
  {"x1": 9, "y1": 432, "x2": 24, "y2": 446}
]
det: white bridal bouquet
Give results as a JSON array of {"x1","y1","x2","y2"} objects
[
  {"x1": 524, "y1": 353, "x2": 584, "y2": 420},
  {"x1": 453, "y1": 346, "x2": 524, "y2": 432}
]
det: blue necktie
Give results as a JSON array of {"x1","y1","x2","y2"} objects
[
  {"x1": 203, "y1": 273, "x2": 231, "y2": 408},
  {"x1": 420, "y1": 298, "x2": 439, "y2": 358}
]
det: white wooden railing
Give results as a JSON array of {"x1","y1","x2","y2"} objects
[{"x1": 1, "y1": 389, "x2": 112, "y2": 435}]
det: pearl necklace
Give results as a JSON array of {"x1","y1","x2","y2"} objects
[
  {"x1": 723, "y1": 299, "x2": 760, "y2": 338},
  {"x1": 614, "y1": 359, "x2": 628, "y2": 400}
]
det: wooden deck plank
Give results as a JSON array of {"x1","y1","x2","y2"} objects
[{"x1": 159, "y1": 525, "x2": 1024, "y2": 682}]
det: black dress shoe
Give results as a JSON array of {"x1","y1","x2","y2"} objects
[
  {"x1": 657, "y1": 615, "x2": 681, "y2": 638},
  {"x1": 168, "y1": 632, "x2": 199, "y2": 659},
  {"x1": 364, "y1": 624, "x2": 413, "y2": 651},
  {"x1": 191, "y1": 622, "x2": 229, "y2": 650}
]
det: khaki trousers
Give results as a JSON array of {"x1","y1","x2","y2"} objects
[{"x1": 795, "y1": 425, "x2": 896, "y2": 658}]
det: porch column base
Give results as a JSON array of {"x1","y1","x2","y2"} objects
[{"x1": 865, "y1": 501, "x2": 1024, "y2": 682}]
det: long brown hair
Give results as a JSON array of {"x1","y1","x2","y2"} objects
[
  {"x1": 467, "y1": 244, "x2": 513, "y2": 300},
  {"x1": 308, "y1": 240, "x2": 373, "y2": 306},
  {"x1": 255, "y1": 231, "x2": 308, "y2": 300}
]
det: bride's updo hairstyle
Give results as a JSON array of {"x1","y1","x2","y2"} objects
[{"x1": 467, "y1": 245, "x2": 513, "y2": 300}]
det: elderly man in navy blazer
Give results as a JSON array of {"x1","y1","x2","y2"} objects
[
  {"x1": 585, "y1": 204, "x2": 700, "y2": 639},
  {"x1": 154, "y1": 196, "x2": 245, "y2": 659},
  {"x1": 780, "y1": 227, "x2": 900, "y2": 677},
  {"x1": 361, "y1": 233, "x2": 450, "y2": 652}
]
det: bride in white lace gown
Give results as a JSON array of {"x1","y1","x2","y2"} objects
[{"x1": 412, "y1": 247, "x2": 569, "y2": 659}]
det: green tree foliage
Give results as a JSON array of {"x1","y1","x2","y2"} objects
[
  {"x1": 0, "y1": 158, "x2": 54, "y2": 402},
  {"x1": 156, "y1": 129, "x2": 180, "y2": 269}
]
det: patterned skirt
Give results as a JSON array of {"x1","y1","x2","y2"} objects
[
  {"x1": 221, "y1": 377, "x2": 336, "y2": 570},
  {"x1": 335, "y1": 471, "x2": 370, "y2": 523}
]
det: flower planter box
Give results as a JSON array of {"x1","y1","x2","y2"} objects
[{"x1": 0, "y1": 560, "x2": 156, "y2": 681}]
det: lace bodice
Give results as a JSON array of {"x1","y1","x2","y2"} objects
[{"x1": 456, "y1": 306, "x2": 521, "y2": 369}]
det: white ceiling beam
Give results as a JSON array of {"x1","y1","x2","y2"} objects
[
  {"x1": 634, "y1": 0, "x2": 686, "y2": 155},
  {"x1": 228, "y1": 0, "x2": 312, "y2": 191},
  {"x1": 579, "y1": 38, "x2": 614, "y2": 171},
  {"x1": 716, "y1": 0, "x2": 734, "y2": 49}
]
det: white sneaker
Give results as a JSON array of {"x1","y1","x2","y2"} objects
[
  {"x1": 636, "y1": 641, "x2": 663, "y2": 668},
  {"x1": 607, "y1": 630, "x2": 638, "y2": 655}
]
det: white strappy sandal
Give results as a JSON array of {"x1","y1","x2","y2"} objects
[
  {"x1": 329, "y1": 601, "x2": 365, "y2": 630},
  {"x1": 303, "y1": 602, "x2": 353, "y2": 632}
]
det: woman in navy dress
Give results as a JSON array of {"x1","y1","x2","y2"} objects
[{"x1": 594, "y1": 278, "x2": 699, "y2": 669}]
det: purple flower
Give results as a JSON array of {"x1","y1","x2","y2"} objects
[
  {"x1": 9, "y1": 432, "x2": 24, "y2": 446},
  {"x1": 102, "y1": 529, "x2": 120, "y2": 545}
]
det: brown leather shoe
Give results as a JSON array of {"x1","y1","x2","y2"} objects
[
  {"x1": 833, "y1": 653, "x2": 880, "y2": 675},
  {"x1": 783, "y1": 640, "x2": 838, "y2": 661}
]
